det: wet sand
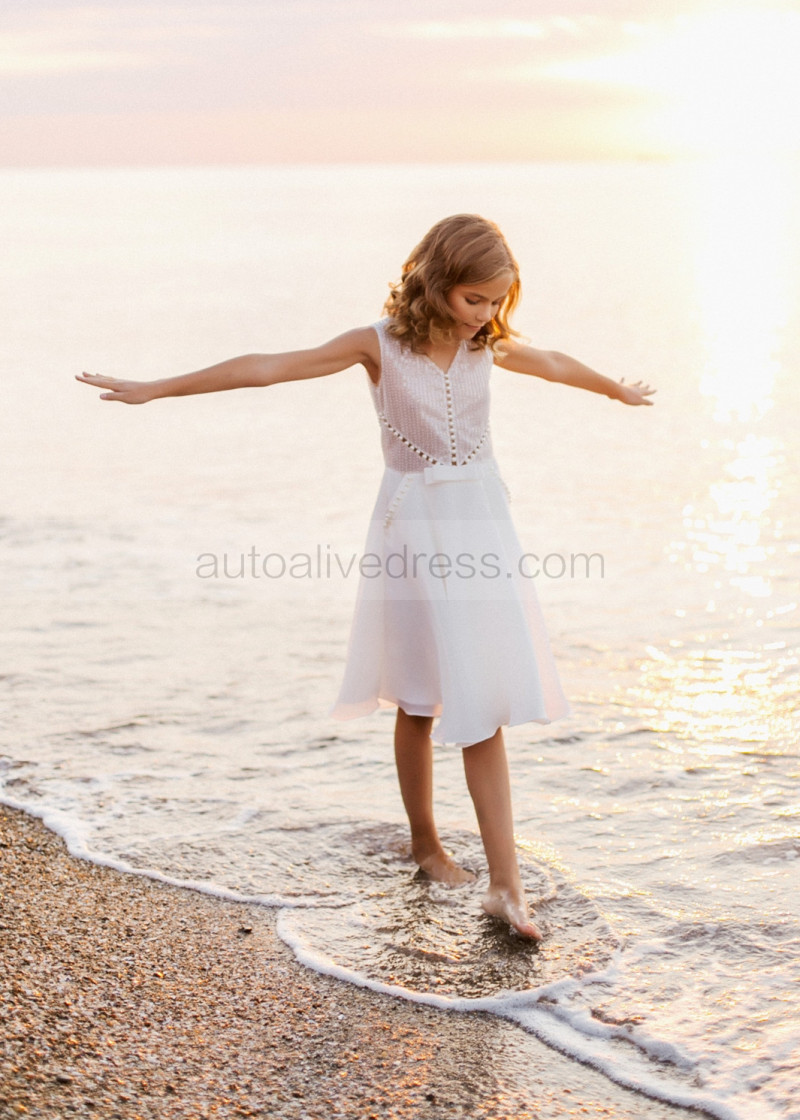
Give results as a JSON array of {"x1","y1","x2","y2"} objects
[{"x1": 0, "y1": 805, "x2": 706, "y2": 1119}]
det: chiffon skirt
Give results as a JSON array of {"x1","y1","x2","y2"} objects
[{"x1": 330, "y1": 458, "x2": 570, "y2": 747}]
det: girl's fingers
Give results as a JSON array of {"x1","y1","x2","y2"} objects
[
  {"x1": 76, "y1": 373, "x2": 132, "y2": 397},
  {"x1": 76, "y1": 372, "x2": 113, "y2": 386},
  {"x1": 621, "y1": 379, "x2": 656, "y2": 391},
  {"x1": 76, "y1": 372, "x2": 136, "y2": 401}
]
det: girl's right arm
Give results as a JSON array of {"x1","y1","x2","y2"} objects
[{"x1": 75, "y1": 327, "x2": 380, "y2": 403}]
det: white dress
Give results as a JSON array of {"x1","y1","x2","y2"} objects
[{"x1": 330, "y1": 318, "x2": 570, "y2": 747}]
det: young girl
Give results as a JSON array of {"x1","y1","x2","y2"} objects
[{"x1": 77, "y1": 214, "x2": 654, "y2": 941}]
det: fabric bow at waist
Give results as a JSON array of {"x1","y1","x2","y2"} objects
[{"x1": 423, "y1": 462, "x2": 491, "y2": 484}]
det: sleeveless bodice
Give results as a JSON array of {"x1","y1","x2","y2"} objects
[{"x1": 368, "y1": 318, "x2": 494, "y2": 473}]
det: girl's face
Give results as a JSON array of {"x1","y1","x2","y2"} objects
[{"x1": 445, "y1": 271, "x2": 513, "y2": 339}]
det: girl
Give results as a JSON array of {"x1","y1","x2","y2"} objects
[{"x1": 77, "y1": 214, "x2": 654, "y2": 941}]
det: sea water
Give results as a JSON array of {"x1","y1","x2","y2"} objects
[{"x1": 1, "y1": 162, "x2": 798, "y2": 1119}]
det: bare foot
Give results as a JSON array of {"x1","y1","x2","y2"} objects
[
  {"x1": 482, "y1": 887, "x2": 543, "y2": 940},
  {"x1": 415, "y1": 847, "x2": 477, "y2": 886}
]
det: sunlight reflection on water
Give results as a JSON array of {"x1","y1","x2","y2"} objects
[
  {"x1": 691, "y1": 158, "x2": 792, "y2": 424},
  {"x1": 632, "y1": 644, "x2": 797, "y2": 753},
  {"x1": 642, "y1": 159, "x2": 799, "y2": 762}
]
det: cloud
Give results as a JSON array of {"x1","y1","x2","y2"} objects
[
  {"x1": 0, "y1": 43, "x2": 146, "y2": 75},
  {"x1": 369, "y1": 15, "x2": 604, "y2": 40},
  {"x1": 373, "y1": 19, "x2": 548, "y2": 40},
  {"x1": 0, "y1": 5, "x2": 230, "y2": 76}
]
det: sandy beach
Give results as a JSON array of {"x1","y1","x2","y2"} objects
[{"x1": 0, "y1": 805, "x2": 709, "y2": 1120}]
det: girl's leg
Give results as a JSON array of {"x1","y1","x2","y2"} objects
[
  {"x1": 462, "y1": 729, "x2": 542, "y2": 940},
  {"x1": 394, "y1": 707, "x2": 475, "y2": 885}
]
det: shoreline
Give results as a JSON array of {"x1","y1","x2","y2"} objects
[{"x1": 1, "y1": 804, "x2": 704, "y2": 1119}]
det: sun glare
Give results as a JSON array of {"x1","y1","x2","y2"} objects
[
  {"x1": 691, "y1": 158, "x2": 791, "y2": 423},
  {"x1": 549, "y1": 9, "x2": 800, "y2": 157}
]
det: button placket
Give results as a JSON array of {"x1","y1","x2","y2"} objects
[{"x1": 441, "y1": 368, "x2": 458, "y2": 465}]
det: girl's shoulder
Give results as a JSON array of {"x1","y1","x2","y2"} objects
[
  {"x1": 369, "y1": 316, "x2": 401, "y2": 357},
  {"x1": 371, "y1": 315, "x2": 391, "y2": 336},
  {"x1": 372, "y1": 316, "x2": 420, "y2": 353}
]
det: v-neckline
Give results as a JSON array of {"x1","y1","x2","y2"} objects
[{"x1": 421, "y1": 341, "x2": 462, "y2": 376}]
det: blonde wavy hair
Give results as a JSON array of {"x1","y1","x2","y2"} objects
[{"x1": 383, "y1": 214, "x2": 521, "y2": 352}]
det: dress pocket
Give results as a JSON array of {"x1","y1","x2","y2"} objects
[
  {"x1": 490, "y1": 463, "x2": 512, "y2": 503},
  {"x1": 383, "y1": 474, "x2": 415, "y2": 528}
]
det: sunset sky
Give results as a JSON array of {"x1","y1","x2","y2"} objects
[{"x1": 2, "y1": 0, "x2": 800, "y2": 166}]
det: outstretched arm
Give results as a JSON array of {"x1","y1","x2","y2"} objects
[
  {"x1": 494, "y1": 341, "x2": 655, "y2": 406},
  {"x1": 75, "y1": 327, "x2": 380, "y2": 404}
]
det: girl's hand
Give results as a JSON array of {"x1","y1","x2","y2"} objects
[
  {"x1": 75, "y1": 372, "x2": 155, "y2": 404},
  {"x1": 617, "y1": 378, "x2": 656, "y2": 406}
]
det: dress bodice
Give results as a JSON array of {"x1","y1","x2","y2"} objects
[{"x1": 368, "y1": 318, "x2": 494, "y2": 473}]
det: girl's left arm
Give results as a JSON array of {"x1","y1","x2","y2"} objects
[{"x1": 494, "y1": 341, "x2": 655, "y2": 406}]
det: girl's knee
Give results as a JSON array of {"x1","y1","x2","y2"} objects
[
  {"x1": 464, "y1": 726, "x2": 502, "y2": 745},
  {"x1": 397, "y1": 707, "x2": 433, "y2": 730}
]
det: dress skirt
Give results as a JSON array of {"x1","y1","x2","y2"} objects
[{"x1": 330, "y1": 457, "x2": 570, "y2": 747}]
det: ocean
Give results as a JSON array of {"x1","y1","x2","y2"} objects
[{"x1": 1, "y1": 161, "x2": 798, "y2": 1119}]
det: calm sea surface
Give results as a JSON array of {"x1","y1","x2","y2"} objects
[{"x1": 1, "y1": 162, "x2": 798, "y2": 1119}]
